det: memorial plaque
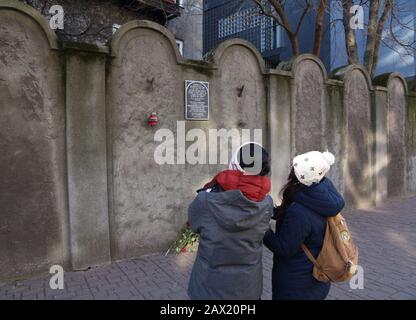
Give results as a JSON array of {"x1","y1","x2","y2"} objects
[{"x1": 185, "y1": 80, "x2": 209, "y2": 120}]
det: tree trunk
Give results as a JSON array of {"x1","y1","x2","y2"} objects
[
  {"x1": 342, "y1": 0, "x2": 359, "y2": 64},
  {"x1": 269, "y1": 0, "x2": 301, "y2": 56},
  {"x1": 371, "y1": 0, "x2": 395, "y2": 78},
  {"x1": 313, "y1": 0, "x2": 328, "y2": 57},
  {"x1": 290, "y1": 33, "x2": 301, "y2": 56},
  {"x1": 364, "y1": 0, "x2": 380, "y2": 76}
]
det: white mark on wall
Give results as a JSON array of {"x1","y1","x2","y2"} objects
[{"x1": 49, "y1": 5, "x2": 64, "y2": 30}]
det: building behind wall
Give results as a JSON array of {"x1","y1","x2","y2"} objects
[
  {"x1": 20, "y1": 0, "x2": 414, "y2": 75},
  {"x1": 22, "y1": 0, "x2": 203, "y2": 60},
  {"x1": 168, "y1": 0, "x2": 203, "y2": 60},
  {"x1": 203, "y1": 0, "x2": 415, "y2": 78},
  {"x1": 202, "y1": 0, "x2": 332, "y2": 68},
  {"x1": 203, "y1": 0, "x2": 284, "y2": 67}
]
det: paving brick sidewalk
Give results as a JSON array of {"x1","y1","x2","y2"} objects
[{"x1": 1, "y1": 197, "x2": 416, "y2": 300}]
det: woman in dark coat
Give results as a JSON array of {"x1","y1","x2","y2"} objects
[
  {"x1": 187, "y1": 142, "x2": 273, "y2": 300},
  {"x1": 263, "y1": 151, "x2": 345, "y2": 300}
]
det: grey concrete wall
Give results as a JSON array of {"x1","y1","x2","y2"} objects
[
  {"x1": 325, "y1": 80, "x2": 345, "y2": 194},
  {"x1": 387, "y1": 75, "x2": 407, "y2": 197},
  {"x1": 372, "y1": 87, "x2": 389, "y2": 205},
  {"x1": 65, "y1": 43, "x2": 111, "y2": 270},
  {"x1": 288, "y1": 55, "x2": 326, "y2": 155},
  {"x1": 211, "y1": 40, "x2": 267, "y2": 147},
  {"x1": 1, "y1": 1, "x2": 415, "y2": 283},
  {"x1": 107, "y1": 22, "x2": 187, "y2": 260},
  {"x1": 0, "y1": 2, "x2": 68, "y2": 283},
  {"x1": 107, "y1": 22, "x2": 268, "y2": 261},
  {"x1": 337, "y1": 66, "x2": 374, "y2": 209},
  {"x1": 407, "y1": 93, "x2": 416, "y2": 194},
  {"x1": 267, "y1": 71, "x2": 292, "y2": 201}
]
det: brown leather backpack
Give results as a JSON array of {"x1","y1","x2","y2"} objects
[{"x1": 301, "y1": 213, "x2": 359, "y2": 283}]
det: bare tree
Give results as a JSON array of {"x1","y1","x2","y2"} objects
[
  {"x1": 341, "y1": 0, "x2": 359, "y2": 64},
  {"x1": 313, "y1": 0, "x2": 328, "y2": 56},
  {"x1": 344, "y1": 0, "x2": 396, "y2": 77},
  {"x1": 253, "y1": 0, "x2": 342, "y2": 57},
  {"x1": 254, "y1": 0, "x2": 415, "y2": 78},
  {"x1": 341, "y1": 0, "x2": 416, "y2": 77}
]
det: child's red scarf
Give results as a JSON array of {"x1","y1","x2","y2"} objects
[{"x1": 203, "y1": 170, "x2": 271, "y2": 202}]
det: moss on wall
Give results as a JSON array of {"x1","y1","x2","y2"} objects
[
  {"x1": 373, "y1": 73, "x2": 391, "y2": 87},
  {"x1": 407, "y1": 95, "x2": 416, "y2": 150},
  {"x1": 183, "y1": 59, "x2": 214, "y2": 77},
  {"x1": 62, "y1": 41, "x2": 109, "y2": 55}
]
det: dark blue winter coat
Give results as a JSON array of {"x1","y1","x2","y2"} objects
[{"x1": 263, "y1": 178, "x2": 345, "y2": 300}]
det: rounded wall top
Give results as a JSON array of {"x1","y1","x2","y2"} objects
[
  {"x1": 0, "y1": 0, "x2": 59, "y2": 49},
  {"x1": 330, "y1": 64, "x2": 374, "y2": 90},
  {"x1": 277, "y1": 54, "x2": 328, "y2": 80},
  {"x1": 109, "y1": 20, "x2": 184, "y2": 63},
  {"x1": 374, "y1": 72, "x2": 409, "y2": 94},
  {"x1": 205, "y1": 38, "x2": 266, "y2": 74}
]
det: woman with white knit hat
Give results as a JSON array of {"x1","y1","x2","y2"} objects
[{"x1": 263, "y1": 150, "x2": 345, "y2": 300}]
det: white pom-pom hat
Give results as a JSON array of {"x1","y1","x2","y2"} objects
[{"x1": 292, "y1": 151, "x2": 335, "y2": 186}]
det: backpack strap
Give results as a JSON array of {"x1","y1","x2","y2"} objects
[
  {"x1": 301, "y1": 244, "x2": 333, "y2": 282},
  {"x1": 301, "y1": 244, "x2": 321, "y2": 268}
]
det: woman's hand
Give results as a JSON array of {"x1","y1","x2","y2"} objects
[
  {"x1": 264, "y1": 228, "x2": 275, "y2": 243},
  {"x1": 269, "y1": 220, "x2": 277, "y2": 233},
  {"x1": 271, "y1": 206, "x2": 280, "y2": 220}
]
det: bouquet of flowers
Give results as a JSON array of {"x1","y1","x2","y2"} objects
[{"x1": 165, "y1": 226, "x2": 199, "y2": 255}]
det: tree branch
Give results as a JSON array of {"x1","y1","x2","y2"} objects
[
  {"x1": 294, "y1": 0, "x2": 312, "y2": 36},
  {"x1": 313, "y1": 0, "x2": 328, "y2": 56},
  {"x1": 342, "y1": 0, "x2": 359, "y2": 64},
  {"x1": 371, "y1": 0, "x2": 395, "y2": 77},
  {"x1": 363, "y1": 0, "x2": 380, "y2": 76}
]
